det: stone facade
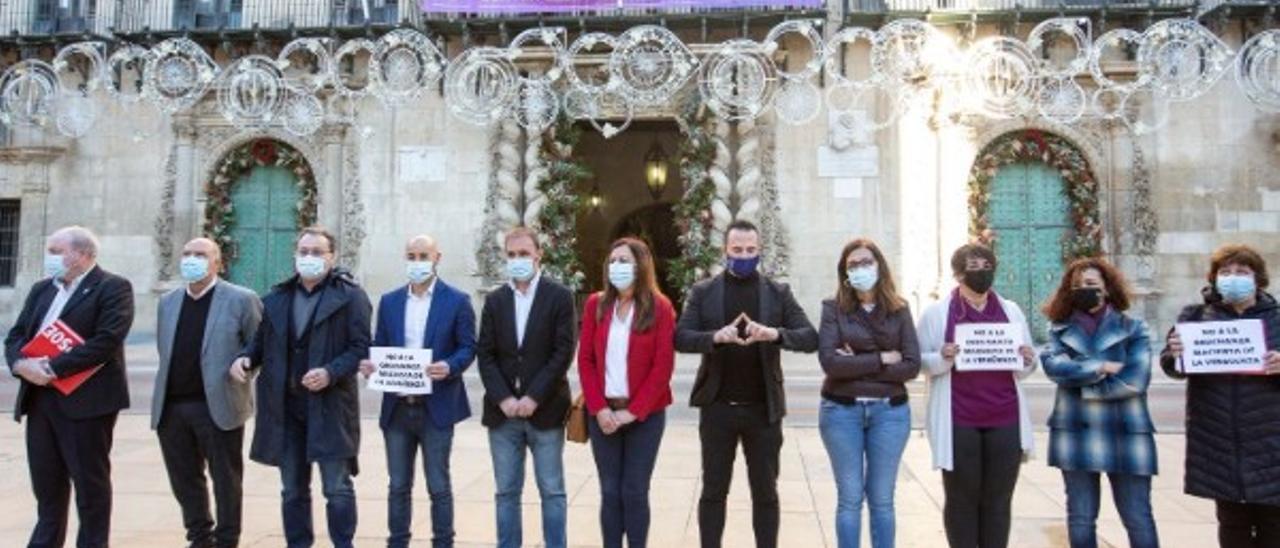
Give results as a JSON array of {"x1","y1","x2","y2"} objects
[{"x1": 0, "y1": 17, "x2": 1274, "y2": 341}]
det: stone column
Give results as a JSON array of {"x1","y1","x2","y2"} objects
[{"x1": 317, "y1": 125, "x2": 348, "y2": 232}]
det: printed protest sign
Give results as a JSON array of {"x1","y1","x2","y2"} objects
[
  {"x1": 954, "y1": 322, "x2": 1022, "y2": 371},
  {"x1": 367, "y1": 347, "x2": 433, "y2": 394},
  {"x1": 1176, "y1": 320, "x2": 1267, "y2": 374}
]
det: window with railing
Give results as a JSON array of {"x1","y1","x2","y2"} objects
[
  {"x1": 0, "y1": 200, "x2": 20, "y2": 288},
  {"x1": 340, "y1": 0, "x2": 400, "y2": 25},
  {"x1": 32, "y1": 0, "x2": 96, "y2": 34},
  {"x1": 173, "y1": 0, "x2": 242, "y2": 30}
]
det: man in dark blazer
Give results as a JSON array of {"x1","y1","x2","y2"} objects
[
  {"x1": 359, "y1": 235, "x2": 476, "y2": 548},
  {"x1": 476, "y1": 226, "x2": 576, "y2": 548},
  {"x1": 152, "y1": 237, "x2": 262, "y2": 548},
  {"x1": 675, "y1": 219, "x2": 818, "y2": 548},
  {"x1": 229, "y1": 226, "x2": 371, "y2": 548},
  {"x1": 4, "y1": 225, "x2": 135, "y2": 548}
]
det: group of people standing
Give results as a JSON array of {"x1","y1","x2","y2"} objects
[{"x1": 3, "y1": 222, "x2": 1279, "y2": 548}]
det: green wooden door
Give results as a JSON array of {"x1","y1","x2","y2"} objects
[
  {"x1": 987, "y1": 161, "x2": 1070, "y2": 342},
  {"x1": 227, "y1": 165, "x2": 301, "y2": 294}
]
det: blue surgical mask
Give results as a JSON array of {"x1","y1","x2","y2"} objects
[
  {"x1": 846, "y1": 266, "x2": 878, "y2": 292},
  {"x1": 725, "y1": 255, "x2": 760, "y2": 278},
  {"x1": 180, "y1": 256, "x2": 210, "y2": 283},
  {"x1": 507, "y1": 257, "x2": 535, "y2": 282},
  {"x1": 296, "y1": 255, "x2": 328, "y2": 280},
  {"x1": 608, "y1": 262, "x2": 635, "y2": 291},
  {"x1": 1217, "y1": 274, "x2": 1257, "y2": 303},
  {"x1": 406, "y1": 260, "x2": 434, "y2": 284},
  {"x1": 43, "y1": 253, "x2": 67, "y2": 280}
]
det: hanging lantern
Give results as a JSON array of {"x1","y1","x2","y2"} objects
[
  {"x1": 643, "y1": 141, "x2": 669, "y2": 201},
  {"x1": 588, "y1": 181, "x2": 602, "y2": 209}
]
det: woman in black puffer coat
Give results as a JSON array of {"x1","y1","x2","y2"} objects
[{"x1": 1161, "y1": 244, "x2": 1280, "y2": 548}]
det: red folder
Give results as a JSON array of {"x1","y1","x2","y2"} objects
[{"x1": 20, "y1": 320, "x2": 103, "y2": 396}]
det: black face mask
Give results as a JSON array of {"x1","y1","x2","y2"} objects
[
  {"x1": 1070, "y1": 287, "x2": 1104, "y2": 312},
  {"x1": 963, "y1": 269, "x2": 995, "y2": 294}
]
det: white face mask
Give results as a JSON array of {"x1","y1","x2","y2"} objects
[
  {"x1": 296, "y1": 255, "x2": 328, "y2": 280},
  {"x1": 180, "y1": 256, "x2": 210, "y2": 283},
  {"x1": 406, "y1": 260, "x2": 435, "y2": 284},
  {"x1": 846, "y1": 266, "x2": 878, "y2": 292},
  {"x1": 507, "y1": 257, "x2": 535, "y2": 282},
  {"x1": 608, "y1": 262, "x2": 635, "y2": 291},
  {"x1": 43, "y1": 253, "x2": 67, "y2": 280}
]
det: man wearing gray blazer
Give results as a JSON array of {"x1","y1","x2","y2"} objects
[{"x1": 152, "y1": 237, "x2": 262, "y2": 548}]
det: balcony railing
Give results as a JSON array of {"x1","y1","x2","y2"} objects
[{"x1": 0, "y1": 0, "x2": 1205, "y2": 39}]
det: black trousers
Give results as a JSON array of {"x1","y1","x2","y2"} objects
[
  {"x1": 25, "y1": 387, "x2": 118, "y2": 548},
  {"x1": 697, "y1": 401, "x2": 783, "y2": 548},
  {"x1": 157, "y1": 400, "x2": 245, "y2": 548},
  {"x1": 1217, "y1": 500, "x2": 1280, "y2": 548},
  {"x1": 942, "y1": 424, "x2": 1022, "y2": 548}
]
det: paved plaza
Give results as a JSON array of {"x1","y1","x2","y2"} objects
[{"x1": 0, "y1": 413, "x2": 1216, "y2": 547}]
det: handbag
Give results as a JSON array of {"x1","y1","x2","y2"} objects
[{"x1": 565, "y1": 393, "x2": 588, "y2": 443}]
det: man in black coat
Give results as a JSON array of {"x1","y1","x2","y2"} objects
[
  {"x1": 4, "y1": 225, "x2": 135, "y2": 548},
  {"x1": 476, "y1": 226, "x2": 576, "y2": 548},
  {"x1": 230, "y1": 226, "x2": 371, "y2": 548},
  {"x1": 675, "y1": 219, "x2": 818, "y2": 548}
]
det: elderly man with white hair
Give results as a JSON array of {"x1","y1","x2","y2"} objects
[{"x1": 4, "y1": 225, "x2": 136, "y2": 548}]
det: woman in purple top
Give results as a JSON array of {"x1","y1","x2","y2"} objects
[{"x1": 917, "y1": 243, "x2": 1037, "y2": 548}]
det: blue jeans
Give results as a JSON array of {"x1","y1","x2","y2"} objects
[
  {"x1": 488, "y1": 418, "x2": 567, "y2": 548},
  {"x1": 588, "y1": 409, "x2": 666, "y2": 548},
  {"x1": 818, "y1": 398, "x2": 911, "y2": 548},
  {"x1": 384, "y1": 400, "x2": 455, "y2": 548},
  {"x1": 1062, "y1": 470, "x2": 1159, "y2": 548},
  {"x1": 280, "y1": 414, "x2": 357, "y2": 548}
]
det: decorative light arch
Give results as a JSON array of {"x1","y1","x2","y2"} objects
[
  {"x1": 966, "y1": 129, "x2": 1102, "y2": 261},
  {"x1": 202, "y1": 138, "x2": 319, "y2": 264}
]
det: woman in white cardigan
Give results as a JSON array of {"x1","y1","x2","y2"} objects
[{"x1": 917, "y1": 243, "x2": 1038, "y2": 548}]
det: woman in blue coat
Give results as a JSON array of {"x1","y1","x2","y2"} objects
[{"x1": 1039, "y1": 257, "x2": 1159, "y2": 548}]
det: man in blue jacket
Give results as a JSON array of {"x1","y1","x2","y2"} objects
[
  {"x1": 360, "y1": 235, "x2": 476, "y2": 548},
  {"x1": 230, "y1": 226, "x2": 371, "y2": 548}
]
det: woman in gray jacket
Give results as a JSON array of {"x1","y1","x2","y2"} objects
[{"x1": 818, "y1": 237, "x2": 921, "y2": 548}]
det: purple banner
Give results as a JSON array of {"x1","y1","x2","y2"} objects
[{"x1": 421, "y1": 0, "x2": 823, "y2": 14}]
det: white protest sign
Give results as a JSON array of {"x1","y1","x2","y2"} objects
[
  {"x1": 954, "y1": 322, "x2": 1023, "y2": 371},
  {"x1": 1176, "y1": 319, "x2": 1267, "y2": 374},
  {"x1": 367, "y1": 346, "x2": 433, "y2": 394}
]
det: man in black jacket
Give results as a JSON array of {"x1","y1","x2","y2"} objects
[
  {"x1": 675, "y1": 220, "x2": 818, "y2": 548},
  {"x1": 5, "y1": 225, "x2": 135, "y2": 548},
  {"x1": 230, "y1": 226, "x2": 371, "y2": 548},
  {"x1": 476, "y1": 226, "x2": 576, "y2": 548}
]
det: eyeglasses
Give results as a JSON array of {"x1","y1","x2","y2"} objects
[{"x1": 847, "y1": 259, "x2": 876, "y2": 269}]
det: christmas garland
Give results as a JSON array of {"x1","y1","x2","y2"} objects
[
  {"x1": 967, "y1": 130, "x2": 1102, "y2": 261},
  {"x1": 534, "y1": 116, "x2": 592, "y2": 291},
  {"x1": 669, "y1": 95, "x2": 720, "y2": 293},
  {"x1": 203, "y1": 139, "x2": 318, "y2": 264}
]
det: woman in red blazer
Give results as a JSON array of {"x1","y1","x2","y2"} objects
[{"x1": 577, "y1": 236, "x2": 676, "y2": 548}]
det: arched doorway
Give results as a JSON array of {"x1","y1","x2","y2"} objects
[
  {"x1": 968, "y1": 130, "x2": 1101, "y2": 341},
  {"x1": 204, "y1": 139, "x2": 318, "y2": 294},
  {"x1": 573, "y1": 120, "x2": 685, "y2": 303}
]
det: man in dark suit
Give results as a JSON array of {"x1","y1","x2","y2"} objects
[
  {"x1": 4, "y1": 225, "x2": 135, "y2": 548},
  {"x1": 675, "y1": 219, "x2": 818, "y2": 548},
  {"x1": 229, "y1": 226, "x2": 371, "y2": 548},
  {"x1": 152, "y1": 237, "x2": 262, "y2": 548},
  {"x1": 476, "y1": 226, "x2": 576, "y2": 548},
  {"x1": 359, "y1": 235, "x2": 476, "y2": 548}
]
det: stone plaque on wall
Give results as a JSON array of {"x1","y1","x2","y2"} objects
[
  {"x1": 817, "y1": 145, "x2": 879, "y2": 178},
  {"x1": 397, "y1": 146, "x2": 447, "y2": 185}
]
